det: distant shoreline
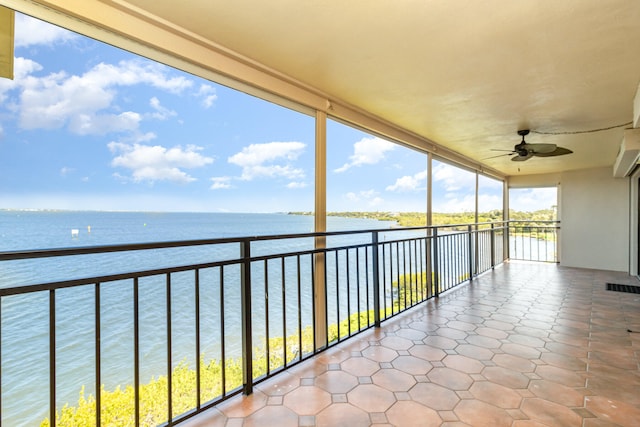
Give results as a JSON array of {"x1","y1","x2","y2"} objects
[
  {"x1": 288, "y1": 210, "x2": 554, "y2": 227},
  {"x1": 0, "y1": 208, "x2": 290, "y2": 215}
]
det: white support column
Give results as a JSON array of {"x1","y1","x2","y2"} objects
[
  {"x1": 314, "y1": 110, "x2": 327, "y2": 350},
  {"x1": 632, "y1": 83, "x2": 640, "y2": 130},
  {"x1": 0, "y1": 5, "x2": 14, "y2": 79},
  {"x1": 426, "y1": 153, "x2": 433, "y2": 293},
  {"x1": 474, "y1": 172, "x2": 479, "y2": 276},
  {"x1": 629, "y1": 84, "x2": 640, "y2": 275},
  {"x1": 427, "y1": 153, "x2": 433, "y2": 227},
  {"x1": 504, "y1": 179, "x2": 510, "y2": 261},
  {"x1": 475, "y1": 172, "x2": 479, "y2": 224}
]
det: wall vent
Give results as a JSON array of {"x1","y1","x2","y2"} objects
[{"x1": 606, "y1": 283, "x2": 640, "y2": 294}]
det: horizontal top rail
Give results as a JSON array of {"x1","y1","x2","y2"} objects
[
  {"x1": 508, "y1": 220, "x2": 560, "y2": 225},
  {"x1": 0, "y1": 221, "x2": 517, "y2": 261},
  {"x1": 0, "y1": 220, "x2": 559, "y2": 296}
]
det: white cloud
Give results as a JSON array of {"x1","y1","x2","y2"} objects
[
  {"x1": 287, "y1": 181, "x2": 307, "y2": 189},
  {"x1": 509, "y1": 187, "x2": 557, "y2": 211},
  {"x1": 69, "y1": 111, "x2": 142, "y2": 135},
  {"x1": 60, "y1": 167, "x2": 74, "y2": 176},
  {"x1": 14, "y1": 13, "x2": 77, "y2": 48},
  {"x1": 228, "y1": 141, "x2": 306, "y2": 181},
  {"x1": 479, "y1": 174, "x2": 503, "y2": 189},
  {"x1": 83, "y1": 61, "x2": 192, "y2": 94},
  {"x1": 478, "y1": 193, "x2": 503, "y2": 212},
  {"x1": 370, "y1": 197, "x2": 384, "y2": 207},
  {"x1": 133, "y1": 132, "x2": 158, "y2": 143},
  {"x1": 108, "y1": 142, "x2": 213, "y2": 184},
  {"x1": 334, "y1": 136, "x2": 395, "y2": 173},
  {"x1": 436, "y1": 194, "x2": 476, "y2": 213},
  {"x1": 197, "y1": 84, "x2": 217, "y2": 108},
  {"x1": 14, "y1": 59, "x2": 191, "y2": 135},
  {"x1": 343, "y1": 189, "x2": 384, "y2": 207},
  {"x1": 0, "y1": 58, "x2": 41, "y2": 103},
  {"x1": 210, "y1": 176, "x2": 233, "y2": 190},
  {"x1": 386, "y1": 170, "x2": 428, "y2": 192},
  {"x1": 149, "y1": 97, "x2": 177, "y2": 120},
  {"x1": 433, "y1": 162, "x2": 476, "y2": 192}
]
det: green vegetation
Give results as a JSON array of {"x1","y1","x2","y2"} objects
[
  {"x1": 288, "y1": 209, "x2": 555, "y2": 228},
  {"x1": 41, "y1": 270, "x2": 440, "y2": 427}
]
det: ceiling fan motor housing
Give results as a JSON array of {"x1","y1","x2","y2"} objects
[
  {"x1": 515, "y1": 142, "x2": 529, "y2": 156},
  {"x1": 516, "y1": 130, "x2": 531, "y2": 155}
]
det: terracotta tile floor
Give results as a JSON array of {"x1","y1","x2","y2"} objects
[{"x1": 184, "y1": 262, "x2": 640, "y2": 427}]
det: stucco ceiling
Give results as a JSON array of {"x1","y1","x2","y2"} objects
[{"x1": 22, "y1": 0, "x2": 640, "y2": 177}]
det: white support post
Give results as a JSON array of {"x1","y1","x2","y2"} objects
[{"x1": 314, "y1": 110, "x2": 327, "y2": 350}]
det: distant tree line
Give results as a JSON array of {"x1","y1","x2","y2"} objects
[{"x1": 288, "y1": 209, "x2": 556, "y2": 227}]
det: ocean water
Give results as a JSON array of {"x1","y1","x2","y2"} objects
[{"x1": 0, "y1": 211, "x2": 396, "y2": 426}]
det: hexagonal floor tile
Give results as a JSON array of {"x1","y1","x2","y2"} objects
[
  {"x1": 386, "y1": 400, "x2": 442, "y2": 426},
  {"x1": 315, "y1": 370, "x2": 358, "y2": 394},
  {"x1": 347, "y1": 383, "x2": 396, "y2": 413}
]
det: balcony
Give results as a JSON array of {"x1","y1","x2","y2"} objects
[
  {"x1": 184, "y1": 262, "x2": 640, "y2": 427},
  {"x1": 3, "y1": 221, "x2": 639, "y2": 426}
]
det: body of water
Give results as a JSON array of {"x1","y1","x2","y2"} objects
[{"x1": 0, "y1": 210, "x2": 396, "y2": 426}]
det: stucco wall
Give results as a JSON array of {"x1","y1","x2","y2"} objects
[{"x1": 559, "y1": 167, "x2": 629, "y2": 272}]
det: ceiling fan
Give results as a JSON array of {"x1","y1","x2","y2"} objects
[{"x1": 492, "y1": 130, "x2": 573, "y2": 161}]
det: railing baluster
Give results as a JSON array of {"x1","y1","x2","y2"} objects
[
  {"x1": 133, "y1": 277, "x2": 140, "y2": 426},
  {"x1": 311, "y1": 252, "x2": 318, "y2": 352},
  {"x1": 402, "y1": 241, "x2": 408, "y2": 309},
  {"x1": 415, "y1": 239, "x2": 420, "y2": 301},
  {"x1": 365, "y1": 245, "x2": 371, "y2": 327},
  {"x1": 494, "y1": 226, "x2": 498, "y2": 263},
  {"x1": 95, "y1": 283, "x2": 101, "y2": 427},
  {"x1": 445, "y1": 235, "x2": 450, "y2": 290},
  {"x1": 49, "y1": 289, "x2": 56, "y2": 427},
  {"x1": 219, "y1": 266, "x2": 226, "y2": 396},
  {"x1": 389, "y1": 242, "x2": 395, "y2": 314},
  {"x1": 397, "y1": 241, "x2": 402, "y2": 311},
  {"x1": 468, "y1": 225, "x2": 474, "y2": 282},
  {"x1": 335, "y1": 250, "x2": 340, "y2": 341},
  {"x1": 281, "y1": 257, "x2": 287, "y2": 367},
  {"x1": 356, "y1": 247, "x2": 361, "y2": 332},
  {"x1": 296, "y1": 255, "x2": 302, "y2": 362},
  {"x1": 433, "y1": 228, "x2": 440, "y2": 297},
  {"x1": 240, "y1": 240, "x2": 253, "y2": 395},
  {"x1": 419, "y1": 238, "x2": 425, "y2": 301},
  {"x1": 195, "y1": 269, "x2": 201, "y2": 409},
  {"x1": 381, "y1": 241, "x2": 387, "y2": 321},
  {"x1": 372, "y1": 231, "x2": 380, "y2": 327},
  {"x1": 264, "y1": 259, "x2": 270, "y2": 375},
  {"x1": 346, "y1": 249, "x2": 352, "y2": 336},
  {"x1": 166, "y1": 273, "x2": 173, "y2": 424},
  {"x1": 324, "y1": 248, "x2": 329, "y2": 347}
]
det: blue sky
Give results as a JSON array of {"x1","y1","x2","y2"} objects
[{"x1": 0, "y1": 13, "x2": 555, "y2": 213}]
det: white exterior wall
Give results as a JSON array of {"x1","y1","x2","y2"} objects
[{"x1": 560, "y1": 167, "x2": 630, "y2": 272}]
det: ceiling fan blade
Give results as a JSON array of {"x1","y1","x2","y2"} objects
[
  {"x1": 533, "y1": 146, "x2": 573, "y2": 157},
  {"x1": 527, "y1": 143, "x2": 557, "y2": 154},
  {"x1": 511, "y1": 152, "x2": 533, "y2": 162},
  {"x1": 483, "y1": 152, "x2": 514, "y2": 160}
]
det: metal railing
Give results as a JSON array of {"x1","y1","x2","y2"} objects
[
  {"x1": 0, "y1": 220, "x2": 557, "y2": 426},
  {"x1": 508, "y1": 220, "x2": 559, "y2": 263}
]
